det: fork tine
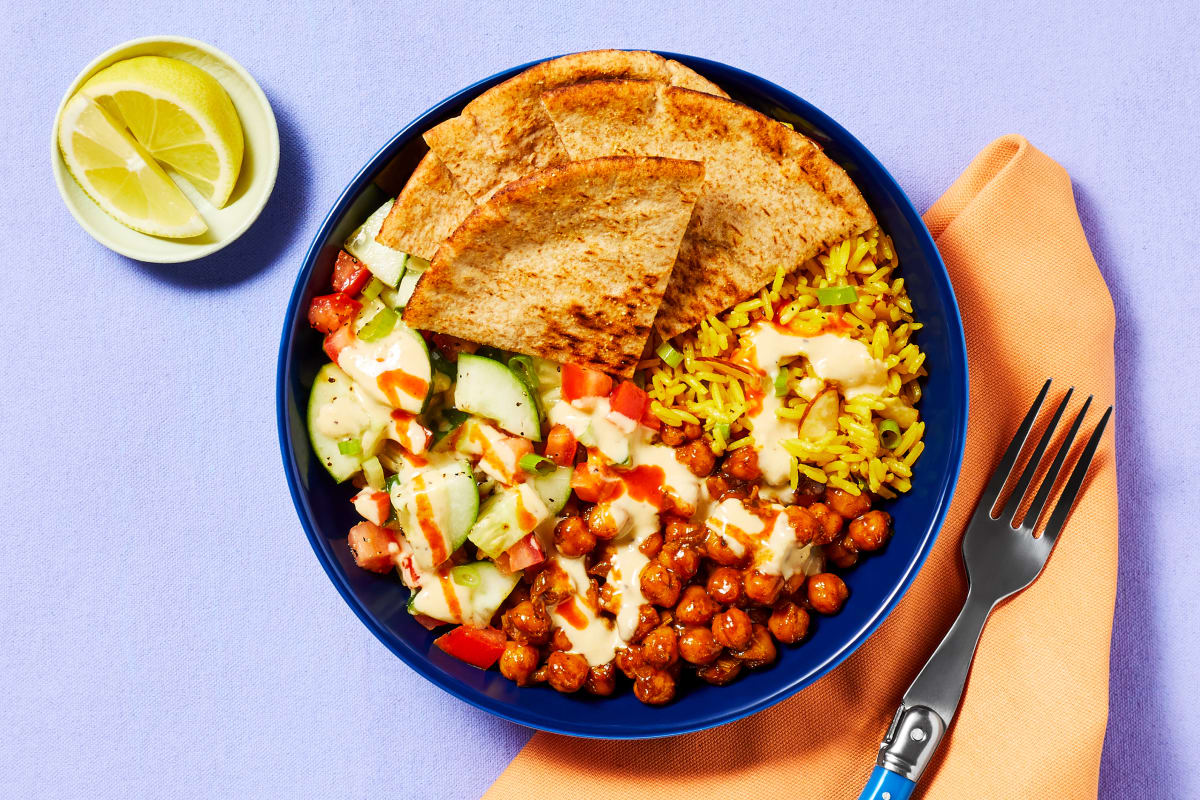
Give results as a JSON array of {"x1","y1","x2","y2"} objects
[
  {"x1": 1019, "y1": 395, "x2": 1091, "y2": 531},
  {"x1": 1037, "y1": 404, "x2": 1113, "y2": 546},
  {"x1": 1000, "y1": 387, "x2": 1073, "y2": 523},
  {"x1": 982, "y1": 378, "x2": 1051, "y2": 516}
]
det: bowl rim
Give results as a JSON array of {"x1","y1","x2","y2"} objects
[
  {"x1": 50, "y1": 34, "x2": 281, "y2": 264},
  {"x1": 276, "y1": 51, "x2": 969, "y2": 739}
]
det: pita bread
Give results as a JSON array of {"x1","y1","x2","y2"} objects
[
  {"x1": 541, "y1": 80, "x2": 877, "y2": 338},
  {"x1": 422, "y1": 50, "x2": 726, "y2": 203},
  {"x1": 375, "y1": 152, "x2": 475, "y2": 260},
  {"x1": 403, "y1": 157, "x2": 705, "y2": 376}
]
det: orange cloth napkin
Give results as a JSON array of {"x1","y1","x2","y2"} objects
[{"x1": 484, "y1": 135, "x2": 1118, "y2": 800}]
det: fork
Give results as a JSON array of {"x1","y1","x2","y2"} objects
[{"x1": 857, "y1": 379, "x2": 1112, "y2": 800}]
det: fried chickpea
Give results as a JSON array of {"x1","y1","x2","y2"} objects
[
  {"x1": 598, "y1": 581, "x2": 620, "y2": 615},
  {"x1": 849, "y1": 510, "x2": 892, "y2": 552},
  {"x1": 531, "y1": 565, "x2": 572, "y2": 606},
  {"x1": 587, "y1": 545, "x2": 615, "y2": 578},
  {"x1": 723, "y1": 446, "x2": 761, "y2": 481},
  {"x1": 631, "y1": 604, "x2": 660, "y2": 643},
  {"x1": 712, "y1": 607, "x2": 754, "y2": 650},
  {"x1": 554, "y1": 516, "x2": 596, "y2": 557},
  {"x1": 546, "y1": 651, "x2": 589, "y2": 693},
  {"x1": 640, "y1": 627, "x2": 679, "y2": 669},
  {"x1": 550, "y1": 628, "x2": 573, "y2": 652},
  {"x1": 705, "y1": 530, "x2": 748, "y2": 567},
  {"x1": 503, "y1": 600, "x2": 551, "y2": 644},
  {"x1": 638, "y1": 531, "x2": 664, "y2": 559},
  {"x1": 677, "y1": 625, "x2": 723, "y2": 665},
  {"x1": 640, "y1": 561, "x2": 683, "y2": 607},
  {"x1": 697, "y1": 655, "x2": 743, "y2": 686},
  {"x1": 794, "y1": 475, "x2": 826, "y2": 506},
  {"x1": 675, "y1": 584, "x2": 719, "y2": 625},
  {"x1": 660, "y1": 425, "x2": 686, "y2": 447},
  {"x1": 634, "y1": 668, "x2": 677, "y2": 705},
  {"x1": 682, "y1": 422, "x2": 703, "y2": 440},
  {"x1": 825, "y1": 487, "x2": 872, "y2": 519},
  {"x1": 807, "y1": 573, "x2": 850, "y2": 615},
  {"x1": 498, "y1": 642, "x2": 540, "y2": 686},
  {"x1": 732, "y1": 623, "x2": 777, "y2": 668},
  {"x1": 806, "y1": 502, "x2": 844, "y2": 545},
  {"x1": 530, "y1": 664, "x2": 549, "y2": 684},
  {"x1": 785, "y1": 505, "x2": 820, "y2": 545},
  {"x1": 664, "y1": 518, "x2": 706, "y2": 545},
  {"x1": 706, "y1": 473, "x2": 750, "y2": 503},
  {"x1": 824, "y1": 537, "x2": 859, "y2": 569},
  {"x1": 743, "y1": 569, "x2": 783, "y2": 606},
  {"x1": 584, "y1": 504, "x2": 623, "y2": 540},
  {"x1": 658, "y1": 542, "x2": 701, "y2": 581},
  {"x1": 706, "y1": 566, "x2": 743, "y2": 605},
  {"x1": 783, "y1": 573, "x2": 807, "y2": 602},
  {"x1": 586, "y1": 663, "x2": 617, "y2": 696},
  {"x1": 675, "y1": 440, "x2": 716, "y2": 477},
  {"x1": 768, "y1": 601, "x2": 810, "y2": 644},
  {"x1": 615, "y1": 647, "x2": 644, "y2": 679}
]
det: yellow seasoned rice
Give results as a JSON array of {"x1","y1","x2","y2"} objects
[{"x1": 642, "y1": 227, "x2": 926, "y2": 497}]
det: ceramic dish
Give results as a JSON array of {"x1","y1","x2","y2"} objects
[{"x1": 277, "y1": 52, "x2": 968, "y2": 738}]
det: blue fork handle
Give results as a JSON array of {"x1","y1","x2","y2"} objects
[{"x1": 858, "y1": 766, "x2": 917, "y2": 800}]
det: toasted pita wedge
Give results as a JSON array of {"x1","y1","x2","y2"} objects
[
  {"x1": 403, "y1": 157, "x2": 705, "y2": 376},
  {"x1": 541, "y1": 81, "x2": 877, "y2": 338},
  {"x1": 375, "y1": 152, "x2": 475, "y2": 260},
  {"x1": 423, "y1": 50, "x2": 726, "y2": 203}
]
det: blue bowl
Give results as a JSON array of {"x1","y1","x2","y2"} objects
[{"x1": 277, "y1": 52, "x2": 968, "y2": 739}]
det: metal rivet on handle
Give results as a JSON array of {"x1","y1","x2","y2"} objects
[{"x1": 910, "y1": 728, "x2": 927, "y2": 741}]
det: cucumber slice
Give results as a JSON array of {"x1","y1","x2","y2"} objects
[
  {"x1": 454, "y1": 353, "x2": 541, "y2": 441},
  {"x1": 532, "y1": 466, "x2": 573, "y2": 515},
  {"x1": 306, "y1": 363, "x2": 390, "y2": 482},
  {"x1": 390, "y1": 457, "x2": 479, "y2": 570},
  {"x1": 338, "y1": 320, "x2": 432, "y2": 414},
  {"x1": 344, "y1": 200, "x2": 407, "y2": 287},
  {"x1": 468, "y1": 483, "x2": 550, "y2": 557},
  {"x1": 392, "y1": 269, "x2": 422, "y2": 308},
  {"x1": 410, "y1": 561, "x2": 520, "y2": 626}
]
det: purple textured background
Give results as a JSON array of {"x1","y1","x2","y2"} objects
[{"x1": 3, "y1": 1, "x2": 1196, "y2": 797}]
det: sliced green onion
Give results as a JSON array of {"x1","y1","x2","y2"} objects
[
  {"x1": 655, "y1": 341, "x2": 684, "y2": 368},
  {"x1": 337, "y1": 438, "x2": 362, "y2": 456},
  {"x1": 773, "y1": 367, "x2": 790, "y2": 397},
  {"x1": 360, "y1": 277, "x2": 385, "y2": 301},
  {"x1": 714, "y1": 423, "x2": 732, "y2": 441},
  {"x1": 362, "y1": 456, "x2": 385, "y2": 490},
  {"x1": 450, "y1": 565, "x2": 480, "y2": 587},
  {"x1": 519, "y1": 453, "x2": 555, "y2": 476},
  {"x1": 816, "y1": 285, "x2": 859, "y2": 306},
  {"x1": 879, "y1": 419, "x2": 902, "y2": 449},
  {"x1": 357, "y1": 307, "x2": 398, "y2": 342}
]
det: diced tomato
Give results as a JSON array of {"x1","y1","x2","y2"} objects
[
  {"x1": 412, "y1": 613, "x2": 445, "y2": 631},
  {"x1": 571, "y1": 462, "x2": 608, "y2": 503},
  {"x1": 561, "y1": 363, "x2": 613, "y2": 403},
  {"x1": 308, "y1": 292, "x2": 361, "y2": 334},
  {"x1": 347, "y1": 521, "x2": 397, "y2": 573},
  {"x1": 610, "y1": 380, "x2": 648, "y2": 423},
  {"x1": 543, "y1": 424, "x2": 578, "y2": 467},
  {"x1": 506, "y1": 534, "x2": 547, "y2": 571},
  {"x1": 434, "y1": 625, "x2": 507, "y2": 669},
  {"x1": 428, "y1": 333, "x2": 478, "y2": 360},
  {"x1": 351, "y1": 488, "x2": 392, "y2": 526},
  {"x1": 331, "y1": 250, "x2": 371, "y2": 295},
  {"x1": 640, "y1": 404, "x2": 661, "y2": 430},
  {"x1": 323, "y1": 325, "x2": 356, "y2": 364}
]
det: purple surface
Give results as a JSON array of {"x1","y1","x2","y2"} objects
[{"x1": 2, "y1": 1, "x2": 1195, "y2": 797}]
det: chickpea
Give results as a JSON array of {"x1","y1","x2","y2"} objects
[
  {"x1": 554, "y1": 516, "x2": 596, "y2": 557},
  {"x1": 675, "y1": 440, "x2": 716, "y2": 477},
  {"x1": 785, "y1": 505, "x2": 820, "y2": 545},
  {"x1": 598, "y1": 581, "x2": 620, "y2": 614},
  {"x1": 677, "y1": 625, "x2": 723, "y2": 665},
  {"x1": 631, "y1": 604, "x2": 660, "y2": 643},
  {"x1": 498, "y1": 642, "x2": 540, "y2": 685},
  {"x1": 768, "y1": 601, "x2": 810, "y2": 644},
  {"x1": 664, "y1": 518, "x2": 706, "y2": 546},
  {"x1": 806, "y1": 502, "x2": 844, "y2": 545},
  {"x1": 682, "y1": 422, "x2": 703, "y2": 440},
  {"x1": 783, "y1": 573, "x2": 807, "y2": 602},
  {"x1": 638, "y1": 531, "x2": 664, "y2": 559},
  {"x1": 743, "y1": 569, "x2": 783, "y2": 606},
  {"x1": 848, "y1": 510, "x2": 891, "y2": 552},
  {"x1": 657, "y1": 606, "x2": 675, "y2": 628},
  {"x1": 732, "y1": 623, "x2": 777, "y2": 668},
  {"x1": 658, "y1": 542, "x2": 701, "y2": 581},
  {"x1": 704, "y1": 530, "x2": 748, "y2": 567},
  {"x1": 550, "y1": 627, "x2": 573, "y2": 652},
  {"x1": 640, "y1": 627, "x2": 679, "y2": 669},
  {"x1": 705, "y1": 473, "x2": 750, "y2": 503},
  {"x1": 659, "y1": 425, "x2": 686, "y2": 447},
  {"x1": 530, "y1": 664, "x2": 549, "y2": 684},
  {"x1": 794, "y1": 475, "x2": 826, "y2": 506},
  {"x1": 826, "y1": 487, "x2": 872, "y2": 519},
  {"x1": 675, "y1": 584, "x2": 719, "y2": 625},
  {"x1": 546, "y1": 651, "x2": 589, "y2": 693},
  {"x1": 633, "y1": 668, "x2": 676, "y2": 705},
  {"x1": 531, "y1": 565, "x2": 572, "y2": 606},
  {"x1": 706, "y1": 566, "x2": 744, "y2": 605},
  {"x1": 712, "y1": 607, "x2": 754, "y2": 650},
  {"x1": 584, "y1": 504, "x2": 624, "y2": 540},
  {"x1": 586, "y1": 663, "x2": 617, "y2": 696},
  {"x1": 723, "y1": 447, "x2": 761, "y2": 481},
  {"x1": 697, "y1": 655, "x2": 743, "y2": 686},
  {"x1": 824, "y1": 537, "x2": 859, "y2": 569},
  {"x1": 615, "y1": 647, "x2": 644, "y2": 679},
  {"x1": 587, "y1": 545, "x2": 615, "y2": 578},
  {"x1": 807, "y1": 573, "x2": 849, "y2": 615},
  {"x1": 503, "y1": 600, "x2": 551, "y2": 644},
  {"x1": 639, "y1": 561, "x2": 682, "y2": 607}
]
